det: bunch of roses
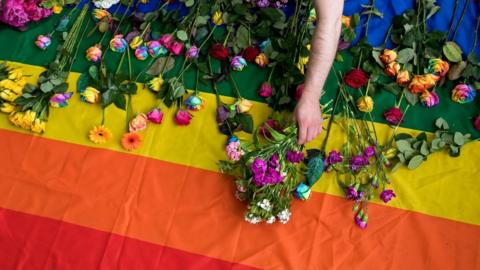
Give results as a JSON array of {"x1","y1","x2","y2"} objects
[
  {"x1": 380, "y1": 49, "x2": 449, "y2": 108},
  {"x1": 0, "y1": 68, "x2": 26, "y2": 109}
]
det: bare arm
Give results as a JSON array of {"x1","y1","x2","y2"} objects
[{"x1": 295, "y1": 0, "x2": 343, "y2": 144}]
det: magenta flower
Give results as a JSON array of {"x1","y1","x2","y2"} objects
[
  {"x1": 286, "y1": 150, "x2": 304, "y2": 164},
  {"x1": 258, "y1": 82, "x2": 273, "y2": 98},
  {"x1": 349, "y1": 155, "x2": 369, "y2": 172},
  {"x1": 327, "y1": 150, "x2": 343, "y2": 165},
  {"x1": 474, "y1": 116, "x2": 480, "y2": 131},
  {"x1": 354, "y1": 210, "x2": 368, "y2": 229},
  {"x1": 169, "y1": 41, "x2": 184, "y2": 56},
  {"x1": 147, "y1": 108, "x2": 163, "y2": 124},
  {"x1": 251, "y1": 158, "x2": 267, "y2": 176},
  {"x1": 363, "y1": 146, "x2": 376, "y2": 158},
  {"x1": 174, "y1": 109, "x2": 192, "y2": 126},
  {"x1": 380, "y1": 189, "x2": 396, "y2": 203},
  {"x1": 1, "y1": 0, "x2": 30, "y2": 28}
]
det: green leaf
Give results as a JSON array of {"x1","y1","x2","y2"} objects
[
  {"x1": 113, "y1": 93, "x2": 126, "y2": 110},
  {"x1": 403, "y1": 88, "x2": 418, "y2": 105},
  {"x1": 447, "y1": 61, "x2": 467, "y2": 81},
  {"x1": 77, "y1": 73, "x2": 89, "y2": 93},
  {"x1": 397, "y1": 48, "x2": 415, "y2": 64},
  {"x1": 384, "y1": 82, "x2": 401, "y2": 95},
  {"x1": 396, "y1": 140, "x2": 412, "y2": 153},
  {"x1": 89, "y1": 65, "x2": 99, "y2": 80},
  {"x1": 53, "y1": 82, "x2": 68, "y2": 93},
  {"x1": 420, "y1": 141, "x2": 429, "y2": 156},
  {"x1": 372, "y1": 50, "x2": 384, "y2": 67},
  {"x1": 235, "y1": 25, "x2": 250, "y2": 50},
  {"x1": 237, "y1": 113, "x2": 254, "y2": 134},
  {"x1": 176, "y1": 30, "x2": 188, "y2": 42},
  {"x1": 407, "y1": 155, "x2": 424, "y2": 170},
  {"x1": 435, "y1": 117, "x2": 449, "y2": 130},
  {"x1": 147, "y1": 57, "x2": 176, "y2": 76},
  {"x1": 443, "y1": 41, "x2": 463, "y2": 63},
  {"x1": 40, "y1": 81, "x2": 54, "y2": 93},
  {"x1": 453, "y1": 132, "x2": 465, "y2": 146}
]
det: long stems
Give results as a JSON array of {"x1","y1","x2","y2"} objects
[
  {"x1": 447, "y1": 0, "x2": 459, "y2": 39},
  {"x1": 364, "y1": 0, "x2": 375, "y2": 39},
  {"x1": 471, "y1": 15, "x2": 480, "y2": 54},
  {"x1": 452, "y1": 0, "x2": 469, "y2": 41}
]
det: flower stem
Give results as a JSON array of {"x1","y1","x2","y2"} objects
[
  {"x1": 208, "y1": 56, "x2": 221, "y2": 105},
  {"x1": 127, "y1": 44, "x2": 132, "y2": 80},
  {"x1": 447, "y1": 0, "x2": 460, "y2": 40},
  {"x1": 364, "y1": 0, "x2": 375, "y2": 39},
  {"x1": 452, "y1": 0, "x2": 469, "y2": 41},
  {"x1": 471, "y1": 15, "x2": 480, "y2": 54},
  {"x1": 229, "y1": 73, "x2": 242, "y2": 99},
  {"x1": 267, "y1": 65, "x2": 275, "y2": 83}
]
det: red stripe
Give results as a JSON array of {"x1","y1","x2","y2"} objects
[{"x1": 0, "y1": 208, "x2": 259, "y2": 270}]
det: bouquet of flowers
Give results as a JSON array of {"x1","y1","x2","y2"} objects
[
  {"x1": 0, "y1": 0, "x2": 56, "y2": 29},
  {"x1": 220, "y1": 120, "x2": 306, "y2": 224}
]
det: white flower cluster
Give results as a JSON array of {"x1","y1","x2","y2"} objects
[
  {"x1": 266, "y1": 216, "x2": 276, "y2": 224},
  {"x1": 245, "y1": 213, "x2": 261, "y2": 224},
  {"x1": 277, "y1": 209, "x2": 291, "y2": 224},
  {"x1": 257, "y1": 199, "x2": 272, "y2": 212},
  {"x1": 93, "y1": 0, "x2": 120, "y2": 9}
]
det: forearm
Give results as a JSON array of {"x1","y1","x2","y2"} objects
[{"x1": 302, "y1": 0, "x2": 343, "y2": 101}]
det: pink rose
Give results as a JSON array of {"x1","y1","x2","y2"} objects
[
  {"x1": 159, "y1": 34, "x2": 174, "y2": 48},
  {"x1": 147, "y1": 108, "x2": 163, "y2": 124},
  {"x1": 1, "y1": 0, "x2": 30, "y2": 28},
  {"x1": 175, "y1": 109, "x2": 192, "y2": 126},
  {"x1": 295, "y1": 83, "x2": 304, "y2": 101},
  {"x1": 129, "y1": 113, "x2": 148, "y2": 133},
  {"x1": 474, "y1": 116, "x2": 480, "y2": 131},
  {"x1": 169, "y1": 41, "x2": 184, "y2": 56},
  {"x1": 383, "y1": 107, "x2": 404, "y2": 125},
  {"x1": 258, "y1": 82, "x2": 273, "y2": 98}
]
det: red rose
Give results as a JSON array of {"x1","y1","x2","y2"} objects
[
  {"x1": 344, "y1": 68, "x2": 368, "y2": 88},
  {"x1": 242, "y1": 46, "x2": 260, "y2": 62},
  {"x1": 474, "y1": 115, "x2": 480, "y2": 131},
  {"x1": 383, "y1": 107, "x2": 404, "y2": 125},
  {"x1": 209, "y1": 43, "x2": 229, "y2": 61},
  {"x1": 295, "y1": 83, "x2": 304, "y2": 101}
]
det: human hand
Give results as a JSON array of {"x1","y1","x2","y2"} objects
[{"x1": 294, "y1": 93, "x2": 323, "y2": 145}]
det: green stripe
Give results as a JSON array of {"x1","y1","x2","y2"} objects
[{"x1": 0, "y1": 12, "x2": 478, "y2": 138}]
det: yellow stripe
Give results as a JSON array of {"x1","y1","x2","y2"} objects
[{"x1": 1, "y1": 61, "x2": 479, "y2": 227}]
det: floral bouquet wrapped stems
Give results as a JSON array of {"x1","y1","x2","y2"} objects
[{"x1": 220, "y1": 122, "x2": 305, "y2": 224}]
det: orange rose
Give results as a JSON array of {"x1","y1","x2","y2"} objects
[
  {"x1": 384, "y1": 62, "x2": 400, "y2": 77},
  {"x1": 408, "y1": 74, "x2": 437, "y2": 94},
  {"x1": 380, "y1": 49, "x2": 397, "y2": 64},
  {"x1": 396, "y1": 70, "x2": 411, "y2": 86}
]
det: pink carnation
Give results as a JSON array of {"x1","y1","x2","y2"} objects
[
  {"x1": 23, "y1": 0, "x2": 52, "y2": 22},
  {"x1": 1, "y1": 0, "x2": 30, "y2": 28}
]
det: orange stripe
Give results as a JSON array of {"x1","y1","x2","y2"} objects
[{"x1": 0, "y1": 129, "x2": 479, "y2": 269}]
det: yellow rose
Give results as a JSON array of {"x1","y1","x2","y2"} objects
[
  {"x1": 52, "y1": 5, "x2": 63, "y2": 14},
  {"x1": 22, "y1": 110, "x2": 36, "y2": 129},
  {"x1": 236, "y1": 98, "x2": 253, "y2": 113},
  {"x1": 129, "y1": 36, "x2": 143, "y2": 50},
  {"x1": 255, "y1": 53, "x2": 269, "y2": 68},
  {"x1": 31, "y1": 118, "x2": 46, "y2": 134},
  {"x1": 342, "y1": 16, "x2": 351, "y2": 28},
  {"x1": 15, "y1": 78, "x2": 27, "y2": 88},
  {"x1": 0, "y1": 90, "x2": 19, "y2": 102},
  {"x1": 81, "y1": 87, "x2": 101, "y2": 104},
  {"x1": 356, "y1": 96, "x2": 374, "y2": 112},
  {"x1": 0, "y1": 102, "x2": 14, "y2": 113},
  {"x1": 8, "y1": 69, "x2": 23, "y2": 80},
  {"x1": 146, "y1": 76, "x2": 164, "y2": 92},
  {"x1": 296, "y1": 44, "x2": 310, "y2": 75},
  {"x1": 8, "y1": 111, "x2": 23, "y2": 127},
  {"x1": 212, "y1": 11, "x2": 224, "y2": 25}
]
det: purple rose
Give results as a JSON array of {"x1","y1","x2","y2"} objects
[
  {"x1": 380, "y1": 189, "x2": 396, "y2": 203},
  {"x1": 216, "y1": 105, "x2": 230, "y2": 124},
  {"x1": 286, "y1": 150, "x2": 304, "y2": 164}
]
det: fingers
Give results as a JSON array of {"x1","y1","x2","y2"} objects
[{"x1": 297, "y1": 121, "x2": 307, "y2": 145}]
